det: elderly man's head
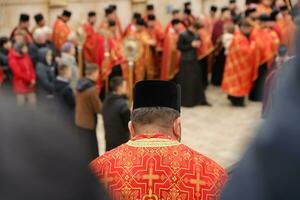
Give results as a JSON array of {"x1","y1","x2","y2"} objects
[
  {"x1": 128, "y1": 80, "x2": 181, "y2": 141},
  {"x1": 33, "y1": 28, "x2": 46, "y2": 44}
]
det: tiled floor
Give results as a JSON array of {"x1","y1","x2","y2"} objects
[{"x1": 97, "y1": 86, "x2": 262, "y2": 169}]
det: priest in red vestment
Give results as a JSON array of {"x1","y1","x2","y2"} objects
[
  {"x1": 10, "y1": 13, "x2": 33, "y2": 44},
  {"x1": 90, "y1": 80, "x2": 228, "y2": 200},
  {"x1": 124, "y1": 12, "x2": 142, "y2": 37},
  {"x1": 165, "y1": 9, "x2": 186, "y2": 34},
  {"x1": 144, "y1": 4, "x2": 163, "y2": 30},
  {"x1": 109, "y1": 5, "x2": 123, "y2": 36},
  {"x1": 100, "y1": 7, "x2": 122, "y2": 38},
  {"x1": 83, "y1": 11, "x2": 99, "y2": 63},
  {"x1": 52, "y1": 10, "x2": 71, "y2": 51},
  {"x1": 222, "y1": 19, "x2": 255, "y2": 107},
  {"x1": 161, "y1": 19, "x2": 182, "y2": 81},
  {"x1": 201, "y1": 5, "x2": 218, "y2": 37}
]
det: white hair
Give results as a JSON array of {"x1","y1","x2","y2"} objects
[
  {"x1": 41, "y1": 26, "x2": 52, "y2": 35},
  {"x1": 33, "y1": 28, "x2": 46, "y2": 41}
]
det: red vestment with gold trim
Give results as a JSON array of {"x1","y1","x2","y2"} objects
[{"x1": 90, "y1": 134, "x2": 228, "y2": 200}]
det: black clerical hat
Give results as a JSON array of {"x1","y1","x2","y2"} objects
[
  {"x1": 88, "y1": 11, "x2": 96, "y2": 17},
  {"x1": 211, "y1": 5, "x2": 218, "y2": 12},
  {"x1": 108, "y1": 19, "x2": 116, "y2": 27},
  {"x1": 171, "y1": 19, "x2": 181, "y2": 25},
  {"x1": 146, "y1": 4, "x2": 154, "y2": 11},
  {"x1": 136, "y1": 18, "x2": 146, "y2": 26},
  {"x1": 184, "y1": 2, "x2": 191, "y2": 8},
  {"x1": 148, "y1": 14, "x2": 156, "y2": 21},
  {"x1": 259, "y1": 14, "x2": 271, "y2": 21},
  {"x1": 221, "y1": 7, "x2": 229, "y2": 13},
  {"x1": 270, "y1": 9, "x2": 279, "y2": 21},
  {"x1": 34, "y1": 13, "x2": 44, "y2": 23},
  {"x1": 20, "y1": 13, "x2": 30, "y2": 22},
  {"x1": 109, "y1": 4, "x2": 117, "y2": 11},
  {"x1": 229, "y1": 0, "x2": 236, "y2": 4},
  {"x1": 133, "y1": 80, "x2": 181, "y2": 112},
  {"x1": 62, "y1": 10, "x2": 72, "y2": 17},
  {"x1": 184, "y1": 8, "x2": 192, "y2": 15},
  {"x1": 245, "y1": 7, "x2": 257, "y2": 16},
  {"x1": 105, "y1": 7, "x2": 113, "y2": 16},
  {"x1": 133, "y1": 12, "x2": 142, "y2": 19},
  {"x1": 280, "y1": 5, "x2": 288, "y2": 11}
]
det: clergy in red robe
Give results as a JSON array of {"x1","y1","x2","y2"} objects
[
  {"x1": 143, "y1": 4, "x2": 163, "y2": 30},
  {"x1": 201, "y1": 5, "x2": 218, "y2": 37},
  {"x1": 249, "y1": 14, "x2": 279, "y2": 102},
  {"x1": 161, "y1": 19, "x2": 182, "y2": 81},
  {"x1": 10, "y1": 14, "x2": 33, "y2": 44},
  {"x1": 165, "y1": 9, "x2": 186, "y2": 34},
  {"x1": 98, "y1": 20, "x2": 126, "y2": 92},
  {"x1": 109, "y1": 5, "x2": 123, "y2": 36},
  {"x1": 197, "y1": 23, "x2": 214, "y2": 89},
  {"x1": 127, "y1": 18, "x2": 155, "y2": 82},
  {"x1": 52, "y1": 10, "x2": 71, "y2": 51},
  {"x1": 222, "y1": 19, "x2": 255, "y2": 107},
  {"x1": 90, "y1": 80, "x2": 228, "y2": 200},
  {"x1": 124, "y1": 12, "x2": 142, "y2": 37},
  {"x1": 82, "y1": 11, "x2": 99, "y2": 63},
  {"x1": 147, "y1": 14, "x2": 164, "y2": 78},
  {"x1": 100, "y1": 7, "x2": 122, "y2": 38},
  {"x1": 183, "y1": 8, "x2": 196, "y2": 28}
]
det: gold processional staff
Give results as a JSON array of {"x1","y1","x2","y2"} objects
[{"x1": 121, "y1": 37, "x2": 143, "y2": 104}]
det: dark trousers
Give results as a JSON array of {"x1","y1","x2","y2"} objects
[
  {"x1": 199, "y1": 56, "x2": 209, "y2": 89},
  {"x1": 228, "y1": 95, "x2": 245, "y2": 107},
  {"x1": 249, "y1": 63, "x2": 268, "y2": 102},
  {"x1": 77, "y1": 128, "x2": 99, "y2": 163}
]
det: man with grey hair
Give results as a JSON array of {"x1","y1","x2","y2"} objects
[
  {"x1": 29, "y1": 27, "x2": 48, "y2": 66},
  {"x1": 91, "y1": 80, "x2": 228, "y2": 199}
]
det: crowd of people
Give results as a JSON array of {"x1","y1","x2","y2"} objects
[{"x1": 1, "y1": 0, "x2": 300, "y2": 199}]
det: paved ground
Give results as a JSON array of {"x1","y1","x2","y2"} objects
[{"x1": 97, "y1": 85, "x2": 262, "y2": 169}]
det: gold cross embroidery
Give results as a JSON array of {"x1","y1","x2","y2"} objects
[
  {"x1": 143, "y1": 167, "x2": 159, "y2": 187},
  {"x1": 102, "y1": 170, "x2": 113, "y2": 189},
  {"x1": 190, "y1": 172, "x2": 206, "y2": 192}
]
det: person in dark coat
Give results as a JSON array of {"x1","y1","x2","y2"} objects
[
  {"x1": 103, "y1": 77, "x2": 130, "y2": 151},
  {"x1": 177, "y1": 21, "x2": 210, "y2": 107},
  {"x1": 0, "y1": 37, "x2": 12, "y2": 92},
  {"x1": 29, "y1": 28, "x2": 48, "y2": 67},
  {"x1": 220, "y1": 32, "x2": 300, "y2": 200},
  {"x1": 53, "y1": 63, "x2": 75, "y2": 124},
  {"x1": 0, "y1": 95, "x2": 110, "y2": 200},
  {"x1": 36, "y1": 47, "x2": 55, "y2": 101},
  {"x1": 75, "y1": 63, "x2": 102, "y2": 162}
]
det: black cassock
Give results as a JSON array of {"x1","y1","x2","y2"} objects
[{"x1": 177, "y1": 30, "x2": 207, "y2": 107}]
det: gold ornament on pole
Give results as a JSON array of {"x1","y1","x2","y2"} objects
[
  {"x1": 76, "y1": 26, "x2": 86, "y2": 79},
  {"x1": 121, "y1": 37, "x2": 143, "y2": 104}
]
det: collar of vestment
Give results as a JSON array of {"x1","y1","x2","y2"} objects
[{"x1": 126, "y1": 133, "x2": 180, "y2": 147}]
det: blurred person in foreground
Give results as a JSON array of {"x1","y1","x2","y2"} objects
[
  {"x1": 90, "y1": 80, "x2": 228, "y2": 199},
  {"x1": 102, "y1": 77, "x2": 130, "y2": 152},
  {"x1": 220, "y1": 31, "x2": 300, "y2": 200},
  {"x1": 76, "y1": 63, "x2": 102, "y2": 161},
  {"x1": 0, "y1": 96, "x2": 110, "y2": 200}
]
